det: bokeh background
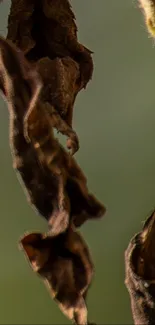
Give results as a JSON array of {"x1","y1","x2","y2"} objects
[{"x1": 0, "y1": 0, "x2": 155, "y2": 323}]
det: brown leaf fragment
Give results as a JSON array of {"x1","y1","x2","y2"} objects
[
  {"x1": 125, "y1": 211, "x2": 155, "y2": 325},
  {"x1": 7, "y1": 0, "x2": 35, "y2": 54},
  {"x1": 33, "y1": 56, "x2": 80, "y2": 128},
  {"x1": 7, "y1": 0, "x2": 94, "y2": 141},
  {"x1": 0, "y1": 36, "x2": 106, "y2": 235},
  {"x1": 24, "y1": 56, "x2": 80, "y2": 156},
  {"x1": 19, "y1": 226, "x2": 94, "y2": 325},
  {"x1": 7, "y1": 0, "x2": 93, "y2": 87}
]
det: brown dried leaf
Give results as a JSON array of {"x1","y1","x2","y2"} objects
[
  {"x1": 19, "y1": 226, "x2": 94, "y2": 325},
  {"x1": 125, "y1": 211, "x2": 155, "y2": 324},
  {"x1": 7, "y1": 0, "x2": 93, "y2": 136},
  {"x1": 0, "y1": 36, "x2": 105, "y2": 235}
]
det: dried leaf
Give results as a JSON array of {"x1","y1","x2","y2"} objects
[
  {"x1": 0, "y1": 36, "x2": 105, "y2": 235},
  {"x1": 7, "y1": 0, "x2": 93, "y2": 141},
  {"x1": 20, "y1": 226, "x2": 94, "y2": 325},
  {"x1": 125, "y1": 211, "x2": 155, "y2": 324}
]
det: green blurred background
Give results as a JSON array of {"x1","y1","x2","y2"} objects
[{"x1": 0, "y1": 0, "x2": 155, "y2": 323}]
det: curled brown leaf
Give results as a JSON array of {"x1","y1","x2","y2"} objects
[{"x1": 19, "y1": 226, "x2": 94, "y2": 325}]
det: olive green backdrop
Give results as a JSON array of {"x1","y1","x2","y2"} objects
[{"x1": 0, "y1": 0, "x2": 154, "y2": 324}]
